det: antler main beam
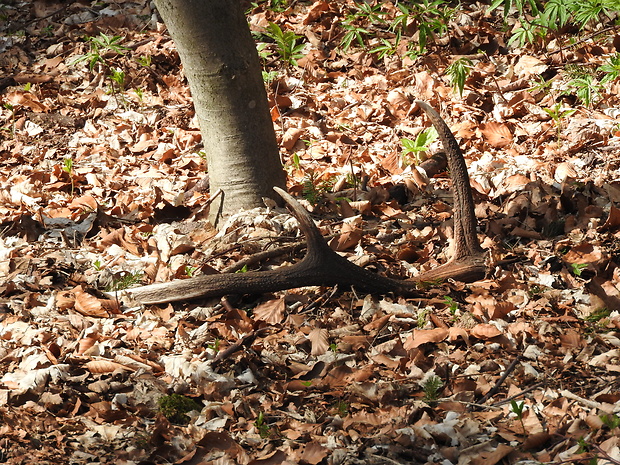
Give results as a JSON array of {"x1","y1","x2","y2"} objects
[{"x1": 105, "y1": 102, "x2": 487, "y2": 305}]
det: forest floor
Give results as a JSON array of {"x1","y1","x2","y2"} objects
[{"x1": 1, "y1": 0, "x2": 620, "y2": 464}]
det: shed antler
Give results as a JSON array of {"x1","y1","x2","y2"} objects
[{"x1": 106, "y1": 102, "x2": 487, "y2": 305}]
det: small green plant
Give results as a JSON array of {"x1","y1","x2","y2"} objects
[
  {"x1": 585, "y1": 307, "x2": 611, "y2": 323},
  {"x1": 302, "y1": 172, "x2": 334, "y2": 206},
  {"x1": 207, "y1": 339, "x2": 220, "y2": 351},
  {"x1": 570, "y1": 262, "x2": 588, "y2": 276},
  {"x1": 184, "y1": 265, "x2": 198, "y2": 277},
  {"x1": 263, "y1": 22, "x2": 305, "y2": 66},
  {"x1": 93, "y1": 259, "x2": 102, "y2": 271},
  {"x1": 262, "y1": 69, "x2": 279, "y2": 84},
  {"x1": 254, "y1": 411, "x2": 271, "y2": 438},
  {"x1": 401, "y1": 0, "x2": 454, "y2": 53},
  {"x1": 2, "y1": 102, "x2": 16, "y2": 135},
  {"x1": 106, "y1": 271, "x2": 143, "y2": 292},
  {"x1": 236, "y1": 264, "x2": 249, "y2": 273},
  {"x1": 401, "y1": 126, "x2": 438, "y2": 164},
  {"x1": 72, "y1": 32, "x2": 128, "y2": 70},
  {"x1": 41, "y1": 24, "x2": 55, "y2": 36},
  {"x1": 599, "y1": 53, "x2": 620, "y2": 84},
  {"x1": 507, "y1": 18, "x2": 545, "y2": 47},
  {"x1": 158, "y1": 394, "x2": 202, "y2": 425},
  {"x1": 600, "y1": 413, "x2": 620, "y2": 429},
  {"x1": 487, "y1": 0, "x2": 539, "y2": 19},
  {"x1": 137, "y1": 55, "x2": 152, "y2": 67},
  {"x1": 370, "y1": 37, "x2": 400, "y2": 59},
  {"x1": 567, "y1": 73, "x2": 601, "y2": 107},
  {"x1": 444, "y1": 296, "x2": 459, "y2": 316},
  {"x1": 301, "y1": 380, "x2": 313, "y2": 387},
  {"x1": 422, "y1": 375, "x2": 443, "y2": 404},
  {"x1": 340, "y1": 22, "x2": 370, "y2": 52},
  {"x1": 543, "y1": 103, "x2": 576, "y2": 143},
  {"x1": 23, "y1": 82, "x2": 32, "y2": 92},
  {"x1": 62, "y1": 157, "x2": 75, "y2": 196},
  {"x1": 108, "y1": 68, "x2": 126, "y2": 96},
  {"x1": 446, "y1": 57, "x2": 473, "y2": 97},
  {"x1": 510, "y1": 400, "x2": 526, "y2": 434}
]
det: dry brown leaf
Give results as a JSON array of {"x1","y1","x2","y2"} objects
[
  {"x1": 76, "y1": 336, "x2": 98, "y2": 356},
  {"x1": 308, "y1": 328, "x2": 329, "y2": 356},
  {"x1": 480, "y1": 122, "x2": 513, "y2": 148},
  {"x1": 404, "y1": 328, "x2": 449, "y2": 349},
  {"x1": 254, "y1": 297, "x2": 286, "y2": 324},
  {"x1": 74, "y1": 288, "x2": 109, "y2": 318},
  {"x1": 300, "y1": 441, "x2": 329, "y2": 465},
  {"x1": 470, "y1": 324, "x2": 502, "y2": 339},
  {"x1": 85, "y1": 360, "x2": 134, "y2": 374}
]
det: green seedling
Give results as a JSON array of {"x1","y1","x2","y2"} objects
[
  {"x1": 510, "y1": 400, "x2": 526, "y2": 434},
  {"x1": 301, "y1": 380, "x2": 313, "y2": 387},
  {"x1": 422, "y1": 375, "x2": 443, "y2": 404},
  {"x1": 264, "y1": 22, "x2": 305, "y2": 66},
  {"x1": 236, "y1": 264, "x2": 249, "y2": 273},
  {"x1": 108, "y1": 68, "x2": 126, "y2": 96},
  {"x1": 2, "y1": 103, "x2": 16, "y2": 135},
  {"x1": 63, "y1": 157, "x2": 75, "y2": 196},
  {"x1": 543, "y1": 103, "x2": 576, "y2": 143},
  {"x1": 158, "y1": 394, "x2": 202, "y2": 425},
  {"x1": 570, "y1": 262, "x2": 588, "y2": 277},
  {"x1": 340, "y1": 22, "x2": 370, "y2": 52},
  {"x1": 444, "y1": 296, "x2": 459, "y2": 316},
  {"x1": 599, "y1": 53, "x2": 620, "y2": 84},
  {"x1": 72, "y1": 32, "x2": 128, "y2": 70},
  {"x1": 446, "y1": 57, "x2": 473, "y2": 97},
  {"x1": 487, "y1": 0, "x2": 539, "y2": 19},
  {"x1": 262, "y1": 69, "x2": 279, "y2": 84},
  {"x1": 584, "y1": 307, "x2": 611, "y2": 323},
  {"x1": 370, "y1": 37, "x2": 400, "y2": 59},
  {"x1": 93, "y1": 259, "x2": 102, "y2": 271},
  {"x1": 401, "y1": 126, "x2": 438, "y2": 164},
  {"x1": 254, "y1": 411, "x2": 270, "y2": 438},
  {"x1": 567, "y1": 73, "x2": 601, "y2": 107},
  {"x1": 184, "y1": 265, "x2": 198, "y2": 277},
  {"x1": 207, "y1": 339, "x2": 220, "y2": 351},
  {"x1": 23, "y1": 82, "x2": 32, "y2": 92},
  {"x1": 600, "y1": 414, "x2": 620, "y2": 429},
  {"x1": 106, "y1": 271, "x2": 143, "y2": 292},
  {"x1": 507, "y1": 18, "x2": 544, "y2": 47},
  {"x1": 137, "y1": 55, "x2": 152, "y2": 67}
]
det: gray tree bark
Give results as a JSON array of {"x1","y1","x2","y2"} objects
[{"x1": 153, "y1": 0, "x2": 287, "y2": 226}]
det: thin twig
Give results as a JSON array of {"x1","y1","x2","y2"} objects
[{"x1": 477, "y1": 353, "x2": 523, "y2": 405}]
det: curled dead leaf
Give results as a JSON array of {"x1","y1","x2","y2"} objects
[
  {"x1": 308, "y1": 328, "x2": 329, "y2": 356},
  {"x1": 404, "y1": 328, "x2": 449, "y2": 349},
  {"x1": 470, "y1": 324, "x2": 502, "y2": 339},
  {"x1": 85, "y1": 359, "x2": 134, "y2": 374}
]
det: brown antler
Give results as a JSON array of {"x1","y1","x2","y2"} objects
[{"x1": 105, "y1": 102, "x2": 486, "y2": 305}]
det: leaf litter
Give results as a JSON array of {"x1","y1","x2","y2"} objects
[{"x1": 1, "y1": 0, "x2": 620, "y2": 464}]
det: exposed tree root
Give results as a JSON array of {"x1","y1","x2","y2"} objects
[{"x1": 105, "y1": 102, "x2": 487, "y2": 305}]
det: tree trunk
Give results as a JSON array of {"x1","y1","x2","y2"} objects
[{"x1": 153, "y1": 0, "x2": 287, "y2": 226}]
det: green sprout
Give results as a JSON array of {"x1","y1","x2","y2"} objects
[
  {"x1": 264, "y1": 22, "x2": 305, "y2": 66},
  {"x1": 401, "y1": 126, "x2": 438, "y2": 164},
  {"x1": 254, "y1": 411, "x2": 271, "y2": 438},
  {"x1": 422, "y1": 375, "x2": 443, "y2": 404},
  {"x1": 446, "y1": 57, "x2": 473, "y2": 97},
  {"x1": 570, "y1": 263, "x2": 588, "y2": 277}
]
